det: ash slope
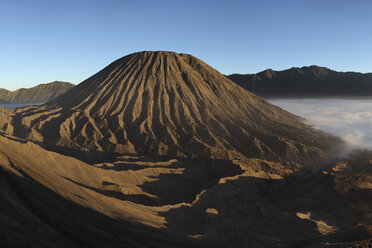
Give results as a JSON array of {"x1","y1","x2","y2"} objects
[
  {"x1": 2, "y1": 51, "x2": 338, "y2": 161},
  {"x1": 0, "y1": 133, "x2": 370, "y2": 248},
  {"x1": 0, "y1": 81, "x2": 74, "y2": 104},
  {"x1": 228, "y1": 66, "x2": 372, "y2": 97}
]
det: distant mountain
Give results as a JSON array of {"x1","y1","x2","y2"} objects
[
  {"x1": 228, "y1": 66, "x2": 372, "y2": 97},
  {"x1": 0, "y1": 51, "x2": 337, "y2": 161},
  {"x1": 0, "y1": 81, "x2": 75, "y2": 104}
]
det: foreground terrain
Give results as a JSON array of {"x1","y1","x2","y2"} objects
[
  {"x1": 0, "y1": 51, "x2": 370, "y2": 247},
  {"x1": 0, "y1": 132, "x2": 371, "y2": 247}
]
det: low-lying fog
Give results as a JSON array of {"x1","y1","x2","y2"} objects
[
  {"x1": 0, "y1": 103, "x2": 43, "y2": 109},
  {"x1": 269, "y1": 98, "x2": 372, "y2": 150}
]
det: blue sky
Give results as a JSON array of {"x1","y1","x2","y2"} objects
[{"x1": 0, "y1": 0, "x2": 371, "y2": 90}]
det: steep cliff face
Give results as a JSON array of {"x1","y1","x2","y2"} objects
[
  {"x1": 2, "y1": 51, "x2": 338, "y2": 161},
  {"x1": 0, "y1": 81, "x2": 74, "y2": 104},
  {"x1": 229, "y1": 66, "x2": 372, "y2": 97}
]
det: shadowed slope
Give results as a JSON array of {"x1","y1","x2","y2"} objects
[
  {"x1": 0, "y1": 133, "x2": 370, "y2": 247},
  {"x1": 0, "y1": 134, "x2": 205, "y2": 248},
  {"x1": 2, "y1": 51, "x2": 338, "y2": 161}
]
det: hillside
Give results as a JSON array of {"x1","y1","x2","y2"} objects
[
  {"x1": 0, "y1": 51, "x2": 370, "y2": 247},
  {"x1": 0, "y1": 81, "x2": 75, "y2": 103},
  {"x1": 228, "y1": 66, "x2": 372, "y2": 97},
  {"x1": 0, "y1": 124, "x2": 371, "y2": 247},
  {"x1": 1, "y1": 51, "x2": 338, "y2": 162}
]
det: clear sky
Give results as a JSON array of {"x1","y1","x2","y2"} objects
[{"x1": 0, "y1": 0, "x2": 371, "y2": 90}]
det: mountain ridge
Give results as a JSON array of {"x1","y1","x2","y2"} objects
[
  {"x1": 228, "y1": 66, "x2": 372, "y2": 97},
  {"x1": 0, "y1": 81, "x2": 75, "y2": 104}
]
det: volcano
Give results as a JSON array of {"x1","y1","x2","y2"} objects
[
  {"x1": 0, "y1": 52, "x2": 370, "y2": 248},
  {"x1": 2, "y1": 51, "x2": 337, "y2": 161}
]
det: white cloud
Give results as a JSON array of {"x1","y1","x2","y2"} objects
[{"x1": 269, "y1": 98, "x2": 372, "y2": 150}]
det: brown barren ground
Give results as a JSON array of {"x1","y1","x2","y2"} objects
[{"x1": 0, "y1": 51, "x2": 370, "y2": 247}]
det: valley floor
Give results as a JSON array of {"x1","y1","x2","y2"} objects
[{"x1": 0, "y1": 132, "x2": 371, "y2": 248}]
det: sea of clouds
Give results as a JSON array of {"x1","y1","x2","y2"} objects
[
  {"x1": 268, "y1": 98, "x2": 372, "y2": 150},
  {"x1": 0, "y1": 103, "x2": 43, "y2": 109}
]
